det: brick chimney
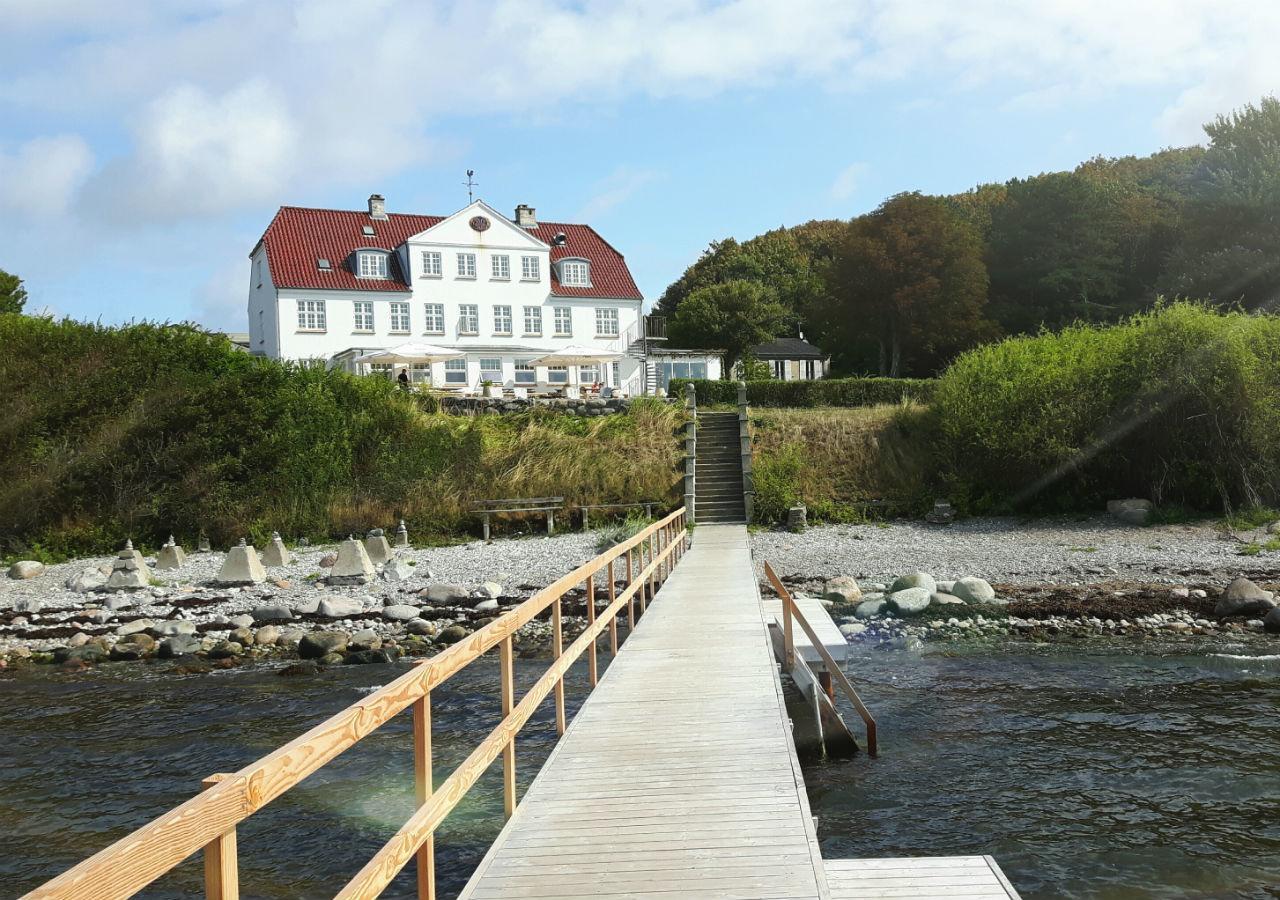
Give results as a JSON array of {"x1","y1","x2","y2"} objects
[
  {"x1": 368, "y1": 194, "x2": 388, "y2": 220},
  {"x1": 514, "y1": 204, "x2": 536, "y2": 228}
]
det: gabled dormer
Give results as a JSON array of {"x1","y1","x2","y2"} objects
[{"x1": 403, "y1": 199, "x2": 551, "y2": 250}]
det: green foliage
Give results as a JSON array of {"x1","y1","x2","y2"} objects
[
  {"x1": 0, "y1": 316, "x2": 686, "y2": 557},
  {"x1": 668, "y1": 279, "x2": 789, "y2": 372},
  {"x1": 671, "y1": 377, "x2": 936, "y2": 408},
  {"x1": 594, "y1": 512, "x2": 656, "y2": 552},
  {"x1": 814, "y1": 192, "x2": 993, "y2": 376},
  {"x1": 0, "y1": 269, "x2": 27, "y2": 314},
  {"x1": 752, "y1": 445, "x2": 806, "y2": 523},
  {"x1": 934, "y1": 302, "x2": 1280, "y2": 513}
]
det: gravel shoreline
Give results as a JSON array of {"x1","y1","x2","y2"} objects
[{"x1": 749, "y1": 515, "x2": 1274, "y2": 585}]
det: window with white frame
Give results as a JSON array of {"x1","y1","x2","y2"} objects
[
  {"x1": 595, "y1": 307, "x2": 619, "y2": 336},
  {"x1": 547, "y1": 366, "x2": 568, "y2": 384},
  {"x1": 580, "y1": 365, "x2": 600, "y2": 384},
  {"x1": 353, "y1": 301, "x2": 374, "y2": 333},
  {"x1": 493, "y1": 305, "x2": 512, "y2": 335},
  {"x1": 421, "y1": 250, "x2": 442, "y2": 277},
  {"x1": 560, "y1": 259, "x2": 590, "y2": 286},
  {"x1": 357, "y1": 251, "x2": 389, "y2": 278},
  {"x1": 514, "y1": 359, "x2": 536, "y2": 384},
  {"x1": 521, "y1": 255, "x2": 540, "y2": 281},
  {"x1": 296, "y1": 299, "x2": 326, "y2": 331},
  {"x1": 523, "y1": 306, "x2": 542, "y2": 335},
  {"x1": 423, "y1": 302, "x2": 444, "y2": 334},
  {"x1": 611, "y1": 361, "x2": 619, "y2": 386},
  {"x1": 411, "y1": 363, "x2": 431, "y2": 383},
  {"x1": 479, "y1": 358, "x2": 503, "y2": 382},
  {"x1": 459, "y1": 304, "x2": 479, "y2": 334},
  {"x1": 444, "y1": 358, "x2": 467, "y2": 384},
  {"x1": 491, "y1": 254, "x2": 510, "y2": 279},
  {"x1": 457, "y1": 253, "x2": 476, "y2": 278},
  {"x1": 553, "y1": 306, "x2": 573, "y2": 336},
  {"x1": 389, "y1": 301, "x2": 411, "y2": 333}
]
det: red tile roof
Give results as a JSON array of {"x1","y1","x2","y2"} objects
[{"x1": 256, "y1": 206, "x2": 642, "y2": 299}]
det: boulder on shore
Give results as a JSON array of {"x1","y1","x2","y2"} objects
[
  {"x1": 1263, "y1": 607, "x2": 1280, "y2": 634},
  {"x1": 421, "y1": 583, "x2": 470, "y2": 605},
  {"x1": 887, "y1": 587, "x2": 932, "y2": 615},
  {"x1": 890, "y1": 571, "x2": 937, "y2": 595},
  {"x1": 299, "y1": 632, "x2": 350, "y2": 659},
  {"x1": 952, "y1": 577, "x2": 996, "y2": 603},
  {"x1": 1107, "y1": 498, "x2": 1153, "y2": 525},
  {"x1": 824, "y1": 576, "x2": 862, "y2": 604},
  {"x1": 8, "y1": 560, "x2": 45, "y2": 580},
  {"x1": 317, "y1": 595, "x2": 363, "y2": 618},
  {"x1": 1214, "y1": 577, "x2": 1277, "y2": 618},
  {"x1": 853, "y1": 598, "x2": 887, "y2": 619}
]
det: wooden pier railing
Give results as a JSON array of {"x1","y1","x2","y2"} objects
[
  {"x1": 763, "y1": 560, "x2": 878, "y2": 757},
  {"x1": 24, "y1": 508, "x2": 690, "y2": 900}
]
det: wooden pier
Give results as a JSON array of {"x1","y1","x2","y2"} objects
[{"x1": 24, "y1": 512, "x2": 1020, "y2": 900}]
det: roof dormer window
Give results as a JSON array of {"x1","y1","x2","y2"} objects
[
  {"x1": 560, "y1": 258, "x2": 591, "y2": 287},
  {"x1": 317, "y1": 258, "x2": 332, "y2": 272},
  {"x1": 362, "y1": 225, "x2": 376, "y2": 237},
  {"x1": 357, "y1": 250, "x2": 389, "y2": 279}
]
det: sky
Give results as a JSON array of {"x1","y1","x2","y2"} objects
[{"x1": 1, "y1": 0, "x2": 1278, "y2": 331}]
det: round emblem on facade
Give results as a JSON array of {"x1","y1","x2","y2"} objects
[{"x1": 469, "y1": 215, "x2": 491, "y2": 232}]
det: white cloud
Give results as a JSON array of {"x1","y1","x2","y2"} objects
[
  {"x1": 0, "y1": 135, "x2": 93, "y2": 216},
  {"x1": 194, "y1": 257, "x2": 250, "y2": 332},
  {"x1": 830, "y1": 162, "x2": 870, "y2": 202},
  {"x1": 575, "y1": 167, "x2": 661, "y2": 221}
]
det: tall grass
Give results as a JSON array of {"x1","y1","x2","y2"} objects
[{"x1": 0, "y1": 316, "x2": 685, "y2": 558}]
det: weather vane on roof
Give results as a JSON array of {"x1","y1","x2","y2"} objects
[{"x1": 463, "y1": 169, "x2": 478, "y2": 203}]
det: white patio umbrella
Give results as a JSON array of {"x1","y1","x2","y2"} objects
[
  {"x1": 353, "y1": 341, "x2": 465, "y2": 386},
  {"x1": 527, "y1": 345, "x2": 624, "y2": 394}
]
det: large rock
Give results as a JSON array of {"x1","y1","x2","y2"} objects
[
  {"x1": 364, "y1": 529, "x2": 393, "y2": 566},
  {"x1": 951, "y1": 577, "x2": 996, "y2": 603},
  {"x1": 299, "y1": 631, "x2": 350, "y2": 659},
  {"x1": 262, "y1": 532, "x2": 291, "y2": 567},
  {"x1": 349, "y1": 628, "x2": 382, "y2": 652},
  {"x1": 889, "y1": 571, "x2": 937, "y2": 595},
  {"x1": 250, "y1": 604, "x2": 294, "y2": 623},
  {"x1": 110, "y1": 633, "x2": 157, "y2": 660},
  {"x1": 317, "y1": 595, "x2": 363, "y2": 618},
  {"x1": 13, "y1": 597, "x2": 42, "y2": 613},
  {"x1": 471, "y1": 581, "x2": 503, "y2": 601},
  {"x1": 152, "y1": 620, "x2": 197, "y2": 637},
  {"x1": 327, "y1": 537, "x2": 375, "y2": 585},
  {"x1": 823, "y1": 576, "x2": 862, "y2": 604},
  {"x1": 291, "y1": 596, "x2": 320, "y2": 615},
  {"x1": 380, "y1": 560, "x2": 414, "y2": 582},
  {"x1": 1107, "y1": 498, "x2": 1153, "y2": 526},
  {"x1": 406, "y1": 618, "x2": 437, "y2": 636},
  {"x1": 887, "y1": 587, "x2": 932, "y2": 615},
  {"x1": 216, "y1": 540, "x2": 267, "y2": 586},
  {"x1": 420, "y1": 583, "x2": 470, "y2": 605},
  {"x1": 1215, "y1": 577, "x2": 1278, "y2": 618},
  {"x1": 155, "y1": 537, "x2": 186, "y2": 571},
  {"x1": 117, "y1": 618, "x2": 155, "y2": 636},
  {"x1": 381, "y1": 604, "x2": 421, "y2": 622},
  {"x1": 105, "y1": 541, "x2": 153, "y2": 590},
  {"x1": 8, "y1": 560, "x2": 45, "y2": 579},
  {"x1": 158, "y1": 634, "x2": 202, "y2": 658},
  {"x1": 473, "y1": 598, "x2": 499, "y2": 613},
  {"x1": 1264, "y1": 607, "x2": 1280, "y2": 634},
  {"x1": 254, "y1": 625, "x2": 281, "y2": 646},
  {"x1": 853, "y1": 598, "x2": 887, "y2": 619},
  {"x1": 437, "y1": 624, "x2": 469, "y2": 645},
  {"x1": 931, "y1": 592, "x2": 966, "y2": 606},
  {"x1": 66, "y1": 568, "x2": 108, "y2": 593}
]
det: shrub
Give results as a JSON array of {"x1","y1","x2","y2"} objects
[
  {"x1": 671, "y1": 377, "x2": 936, "y2": 408},
  {"x1": 934, "y1": 301, "x2": 1280, "y2": 512}
]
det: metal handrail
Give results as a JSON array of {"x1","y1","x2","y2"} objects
[{"x1": 763, "y1": 560, "x2": 878, "y2": 756}]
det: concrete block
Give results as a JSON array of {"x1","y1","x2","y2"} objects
[
  {"x1": 395, "y1": 519, "x2": 410, "y2": 548},
  {"x1": 364, "y1": 528, "x2": 393, "y2": 565},
  {"x1": 217, "y1": 539, "x2": 267, "y2": 585},
  {"x1": 262, "y1": 531, "x2": 291, "y2": 567},
  {"x1": 328, "y1": 536, "x2": 375, "y2": 585},
  {"x1": 105, "y1": 540, "x2": 153, "y2": 590},
  {"x1": 155, "y1": 536, "x2": 186, "y2": 571}
]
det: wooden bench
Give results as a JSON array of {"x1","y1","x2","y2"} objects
[
  {"x1": 580, "y1": 501, "x2": 658, "y2": 530},
  {"x1": 472, "y1": 496, "x2": 565, "y2": 540}
]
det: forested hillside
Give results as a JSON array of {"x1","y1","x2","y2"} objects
[{"x1": 660, "y1": 97, "x2": 1280, "y2": 377}]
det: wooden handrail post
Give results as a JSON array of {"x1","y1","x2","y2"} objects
[
  {"x1": 648, "y1": 530, "x2": 658, "y2": 598},
  {"x1": 586, "y1": 573, "x2": 598, "y2": 687},
  {"x1": 411, "y1": 681, "x2": 436, "y2": 900},
  {"x1": 625, "y1": 547, "x2": 635, "y2": 629},
  {"x1": 782, "y1": 583, "x2": 795, "y2": 670},
  {"x1": 499, "y1": 636, "x2": 517, "y2": 817},
  {"x1": 551, "y1": 596, "x2": 566, "y2": 734},
  {"x1": 200, "y1": 774, "x2": 238, "y2": 900},
  {"x1": 607, "y1": 557, "x2": 618, "y2": 655}
]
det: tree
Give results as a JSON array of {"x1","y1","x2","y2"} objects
[
  {"x1": 668, "y1": 280, "x2": 789, "y2": 375},
  {"x1": 814, "y1": 192, "x2": 991, "y2": 376},
  {"x1": 1161, "y1": 95, "x2": 1280, "y2": 308},
  {"x1": 0, "y1": 269, "x2": 27, "y2": 315}
]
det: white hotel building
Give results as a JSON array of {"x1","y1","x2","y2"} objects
[{"x1": 247, "y1": 195, "x2": 722, "y2": 394}]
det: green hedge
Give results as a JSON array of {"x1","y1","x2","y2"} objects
[
  {"x1": 670, "y1": 377, "x2": 937, "y2": 408},
  {"x1": 935, "y1": 301, "x2": 1280, "y2": 512}
]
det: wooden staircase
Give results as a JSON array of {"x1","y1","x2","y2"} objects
[{"x1": 694, "y1": 411, "x2": 746, "y2": 523}]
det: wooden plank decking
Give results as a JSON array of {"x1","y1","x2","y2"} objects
[
  {"x1": 825, "y1": 856, "x2": 1022, "y2": 899},
  {"x1": 458, "y1": 523, "x2": 829, "y2": 899}
]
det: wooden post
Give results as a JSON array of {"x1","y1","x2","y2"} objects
[
  {"x1": 482, "y1": 512, "x2": 491, "y2": 542},
  {"x1": 638, "y1": 542, "x2": 648, "y2": 616},
  {"x1": 782, "y1": 589, "x2": 795, "y2": 670},
  {"x1": 586, "y1": 573, "x2": 598, "y2": 687},
  {"x1": 625, "y1": 547, "x2": 635, "y2": 629},
  {"x1": 582, "y1": 506, "x2": 589, "y2": 531},
  {"x1": 412, "y1": 684, "x2": 435, "y2": 900},
  {"x1": 499, "y1": 636, "x2": 516, "y2": 817},
  {"x1": 647, "y1": 530, "x2": 657, "y2": 603},
  {"x1": 200, "y1": 774, "x2": 238, "y2": 900},
  {"x1": 551, "y1": 596, "x2": 566, "y2": 734},
  {"x1": 546, "y1": 509, "x2": 554, "y2": 536},
  {"x1": 607, "y1": 557, "x2": 618, "y2": 655}
]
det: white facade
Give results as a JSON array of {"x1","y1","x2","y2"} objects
[{"x1": 248, "y1": 200, "x2": 651, "y2": 391}]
